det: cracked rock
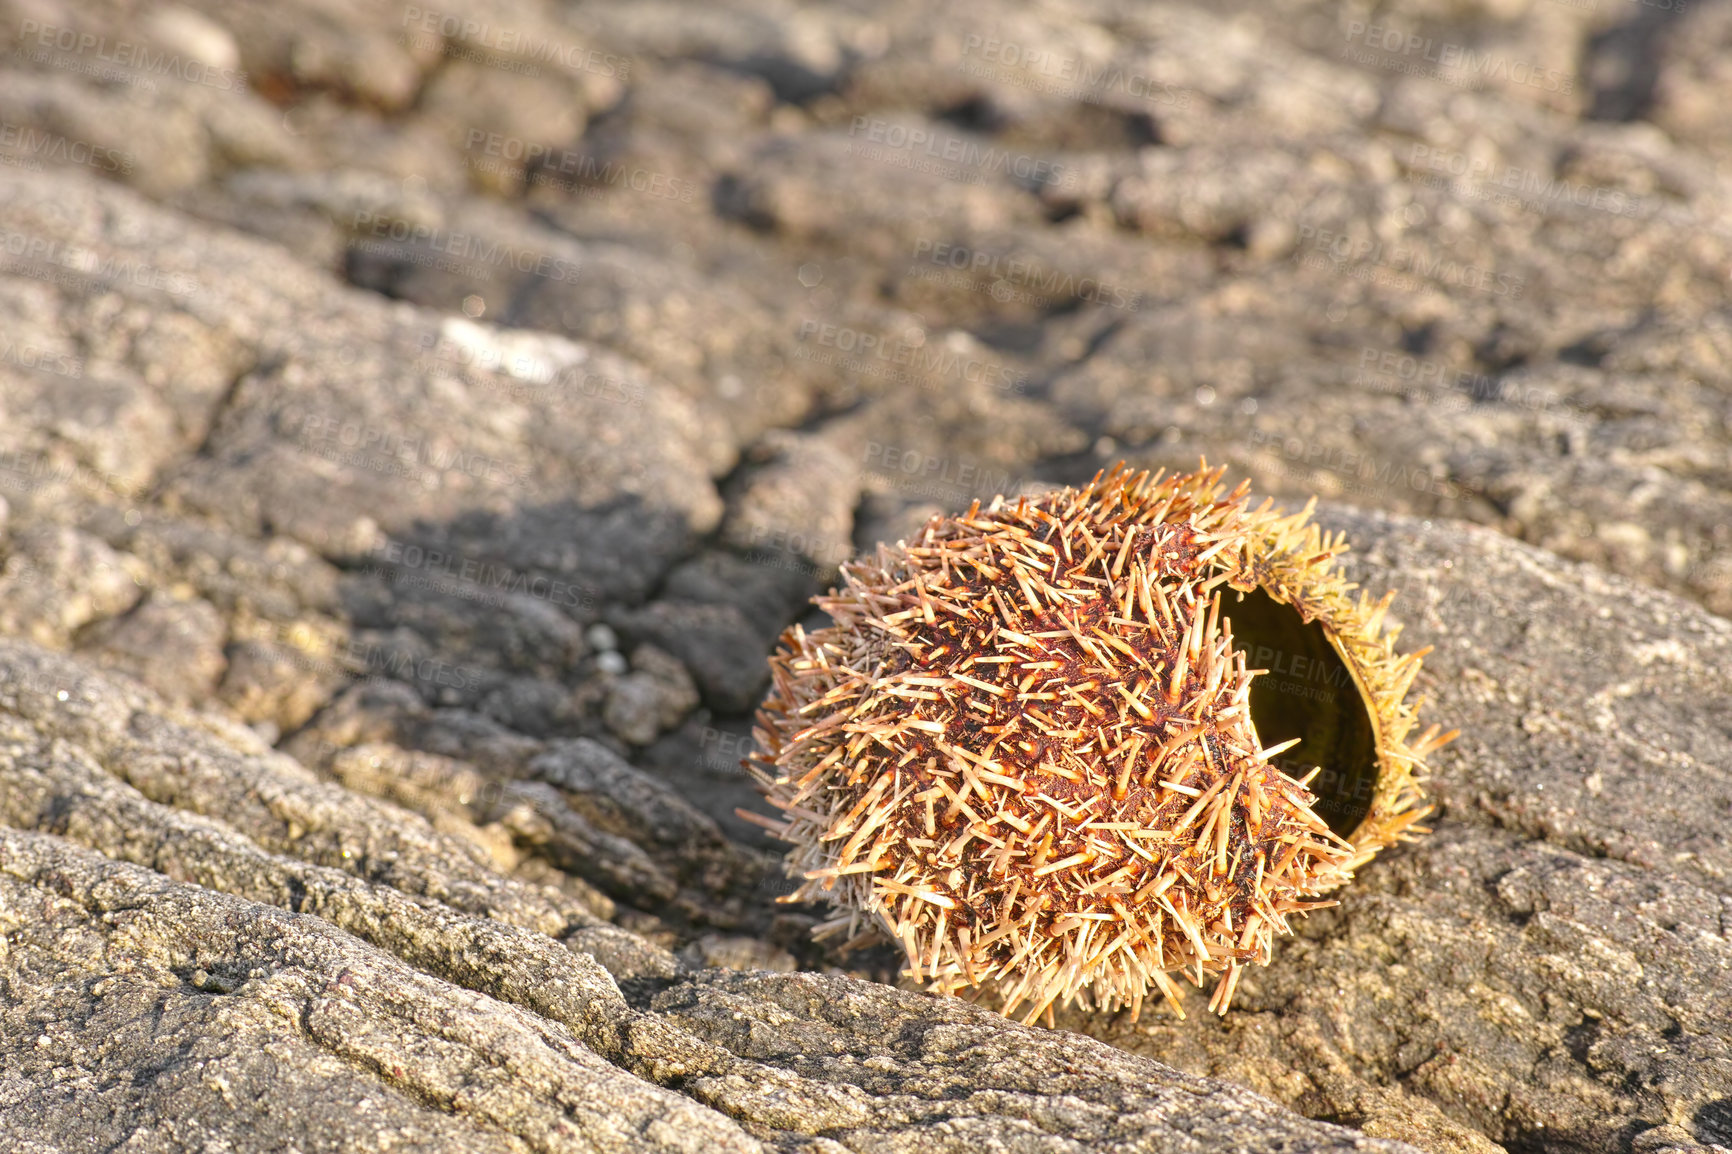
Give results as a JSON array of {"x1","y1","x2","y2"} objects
[{"x1": 0, "y1": 0, "x2": 1730, "y2": 1148}]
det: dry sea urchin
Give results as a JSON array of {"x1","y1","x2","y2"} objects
[{"x1": 745, "y1": 465, "x2": 1456, "y2": 1025}]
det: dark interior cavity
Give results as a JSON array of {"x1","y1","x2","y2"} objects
[{"x1": 1220, "y1": 587, "x2": 1379, "y2": 839}]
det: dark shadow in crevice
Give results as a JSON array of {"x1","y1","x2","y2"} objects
[
  {"x1": 709, "y1": 53, "x2": 840, "y2": 105},
  {"x1": 937, "y1": 94, "x2": 1005, "y2": 135},
  {"x1": 1694, "y1": 1097, "x2": 1732, "y2": 1146},
  {"x1": 1221, "y1": 587, "x2": 1378, "y2": 839},
  {"x1": 1583, "y1": 5, "x2": 1681, "y2": 122}
]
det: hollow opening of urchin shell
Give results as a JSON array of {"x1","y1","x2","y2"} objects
[{"x1": 1221, "y1": 587, "x2": 1379, "y2": 840}]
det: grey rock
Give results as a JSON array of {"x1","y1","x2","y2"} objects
[
  {"x1": 186, "y1": 0, "x2": 424, "y2": 110},
  {"x1": 0, "y1": 525, "x2": 143, "y2": 647},
  {"x1": 0, "y1": 831, "x2": 753, "y2": 1154},
  {"x1": 681, "y1": 933, "x2": 799, "y2": 974},
  {"x1": 476, "y1": 673, "x2": 589, "y2": 738},
  {"x1": 644, "y1": 969, "x2": 1419, "y2": 1151},
  {"x1": 320, "y1": 738, "x2": 644, "y2": 913},
  {"x1": 1, "y1": 0, "x2": 1730, "y2": 1147},
  {"x1": 75, "y1": 589, "x2": 228, "y2": 704},
  {"x1": 722, "y1": 427, "x2": 864, "y2": 579},
  {"x1": 0, "y1": 639, "x2": 1402, "y2": 1153},
  {"x1": 341, "y1": 202, "x2": 825, "y2": 456},
  {"x1": 639, "y1": 714, "x2": 772, "y2": 845},
  {"x1": 531, "y1": 736, "x2": 733, "y2": 854},
  {"x1": 0, "y1": 277, "x2": 251, "y2": 474},
  {"x1": 496, "y1": 777, "x2": 683, "y2": 905},
  {"x1": 218, "y1": 636, "x2": 342, "y2": 732},
  {"x1": 93, "y1": 513, "x2": 342, "y2": 623},
  {"x1": 1648, "y1": 2, "x2": 1732, "y2": 153},
  {"x1": 713, "y1": 122, "x2": 1048, "y2": 255},
  {"x1": 577, "y1": 59, "x2": 775, "y2": 183},
  {"x1": 603, "y1": 645, "x2": 700, "y2": 746},
  {"x1": 0, "y1": 172, "x2": 723, "y2": 603},
  {"x1": 0, "y1": 641, "x2": 604, "y2": 938},
  {"x1": 528, "y1": 736, "x2": 767, "y2": 923},
  {"x1": 4, "y1": 488, "x2": 1728, "y2": 1151},
  {"x1": 661, "y1": 548, "x2": 821, "y2": 638},
  {"x1": 608, "y1": 598, "x2": 772, "y2": 714},
  {"x1": 285, "y1": 678, "x2": 545, "y2": 778},
  {"x1": 294, "y1": 697, "x2": 747, "y2": 923},
  {"x1": 416, "y1": 59, "x2": 590, "y2": 185}
]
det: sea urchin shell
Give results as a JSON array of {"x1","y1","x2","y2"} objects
[{"x1": 745, "y1": 465, "x2": 1455, "y2": 1024}]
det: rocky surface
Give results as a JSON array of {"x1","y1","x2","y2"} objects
[{"x1": 0, "y1": 0, "x2": 1728, "y2": 1150}]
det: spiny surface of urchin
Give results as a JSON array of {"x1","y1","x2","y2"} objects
[{"x1": 748, "y1": 465, "x2": 1450, "y2": 1024}]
